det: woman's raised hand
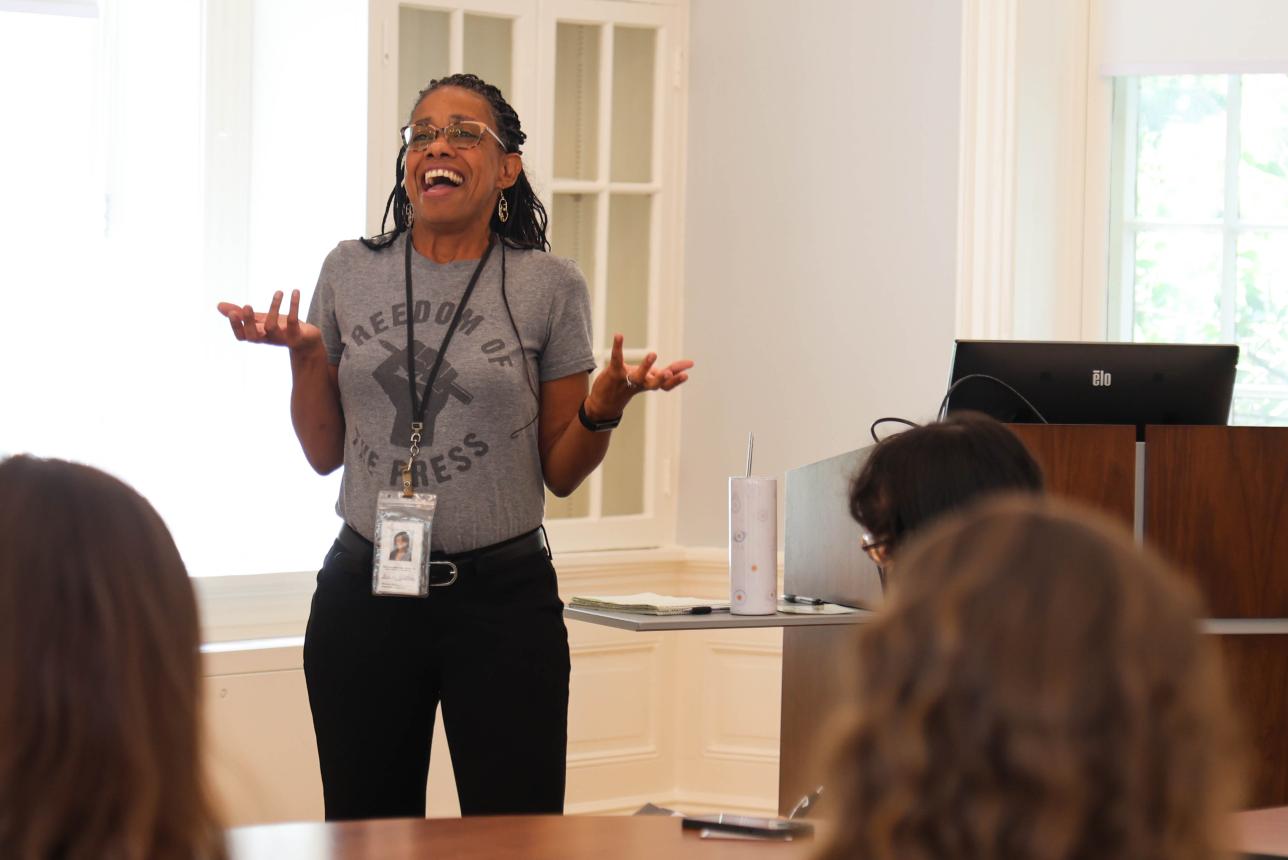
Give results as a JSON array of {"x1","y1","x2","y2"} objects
[
  {"x1": 217, "y1": 289, "x2": 322, "y2": 353},
  {"x1": 588, "y1": 334, "x2": 694, "y2": 418}
]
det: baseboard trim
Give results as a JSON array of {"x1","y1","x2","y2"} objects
[
  {"x1": 564, "y1": 793, "x2": 674, "y2": 816},
  {"x1": 565, "y1": 790, "x2": 777, "y2": 818}
]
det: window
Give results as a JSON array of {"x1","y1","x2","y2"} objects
[
  {"x1": 373, "y1": 0, "x2": 686, "y2": 551},
  {"x1": 1, "y1": 1, "x2": 365, "y2": 576},
  {"x1": 1109, "y1": 74, "x2": 1288, "y2": 426},
  {"x1": 3, "y1": 0, "x2": 685, "y2": 581}
]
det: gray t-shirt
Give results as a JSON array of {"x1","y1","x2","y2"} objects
[{"x1": 307, "y1": 233, "x2": 594, "y2": 551}]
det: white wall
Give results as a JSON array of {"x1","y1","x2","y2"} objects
[{"x1": 676, "y1": 0, "x2": 964, "y2": 547}]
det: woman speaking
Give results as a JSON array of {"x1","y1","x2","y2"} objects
[{"x1": 218, "y1": 73, "x2": 692, "y2": 820}]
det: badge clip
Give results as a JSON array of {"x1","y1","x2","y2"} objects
[{"x1": 403, "y1": 421, "x2": 425, "y2": 498}]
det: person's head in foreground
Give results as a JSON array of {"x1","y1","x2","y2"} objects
[
  {"x1": 817, "y1": 495, "x2": 1242, "y2": 860},
  {"x1": 850, "y1": 412, "x2": 1044, "y2": 569},
  {"x1": 0, "y1": 456, "x2": 225, "y2": 860}
]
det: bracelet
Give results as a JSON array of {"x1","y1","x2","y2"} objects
[{"x1": 578, "y1": 400, "x2": 622, "y2": 432}]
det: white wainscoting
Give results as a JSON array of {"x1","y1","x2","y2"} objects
[{"x1": 200, "y1": 548, "x2": 784, "y2": 826}]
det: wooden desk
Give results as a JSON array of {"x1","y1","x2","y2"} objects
[
  {"x1": 229, "y1": 809, "x2": 1288, "y2": 858},
  {"x1": 228, "y1": 815, "x2": 815, "y2": 860}
]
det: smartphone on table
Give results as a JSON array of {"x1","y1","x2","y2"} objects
[{"x1": 680, "y1": 813, "x2": 813, "y2": 839}]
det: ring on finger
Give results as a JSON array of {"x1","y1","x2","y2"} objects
[{"x1": 625, "y1": 375, "x2": 640, "y2": 391}]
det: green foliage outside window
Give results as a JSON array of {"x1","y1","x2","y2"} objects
[{"x1": 1124, "y1": 74, "x2": 1288, "y2": 425}]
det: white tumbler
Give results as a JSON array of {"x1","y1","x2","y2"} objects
[{"x1": 729, "y1": 476, "x2": 777, "y2": 615}]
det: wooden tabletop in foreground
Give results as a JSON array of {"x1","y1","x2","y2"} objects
[
  {"x1": 229, "y1": 806, "x2": 1288, "y2": 859},
  {"x1": 228, "y1": 815, "x2": 817, "y2": 860}
]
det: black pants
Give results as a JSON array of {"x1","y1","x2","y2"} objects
[{"x1": 302, "y1": 532, "x2": 570, "y2": 821}]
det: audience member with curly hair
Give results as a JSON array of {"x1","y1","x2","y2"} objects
[{"x1": 817, "y1": 494, "x2": 1242, "y2": 860}]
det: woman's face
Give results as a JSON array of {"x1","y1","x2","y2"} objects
[
  {"x1": 395, "y1": 533, "x2": 409, "y2": 551},
  {"x1": 403, "y1": 86, "x2": 521, "y2": 236}
]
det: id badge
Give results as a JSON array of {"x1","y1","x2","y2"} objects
[{"x1": 372, "y1": 490, "x2": 440, "y2": 597}]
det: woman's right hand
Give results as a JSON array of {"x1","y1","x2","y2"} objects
[
  {"x1": 217, "y1": 289, "x2": 322, "y2": 354},
  {"x1": 219, "y1": 288, "x2": 344, "y2": 473}
]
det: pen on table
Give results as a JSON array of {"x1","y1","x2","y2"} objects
[
  {"x1": 788, "y1": 785, "x2": 825, "y2": 820},
  {"x1": 783, "y1": 594, "x2": 825, "y2": 605}
]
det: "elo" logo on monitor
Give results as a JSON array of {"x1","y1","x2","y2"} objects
[{"x1": 1092, "y1": 369, "x2": 1112, "y2": 387}]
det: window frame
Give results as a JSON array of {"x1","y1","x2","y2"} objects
[{"x1": 1106, "y1": 73, "x2": 1288, "y2": 422}]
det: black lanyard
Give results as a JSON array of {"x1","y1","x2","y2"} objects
[
  {"x1": 399, "y1": 231, "x2": 495, "y2": 496},
  {"x1": 403, "y1": 231, "x2": 496, "y2": 427}
]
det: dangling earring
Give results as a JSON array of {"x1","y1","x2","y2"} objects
[
  {"x1": 403, "y1": 201, "x2": 415, "y2": 226},
  {"x1": 497, "y1": 193, "x2": 510, "y2": 223}
]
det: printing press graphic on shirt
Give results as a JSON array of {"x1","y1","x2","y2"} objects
[{"x1": 375, "y1": 339, "x2": 473, "y2": 446}]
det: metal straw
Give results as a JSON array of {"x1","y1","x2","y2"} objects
[{"x1": 745, "y1": 432, "x2": 754, "y2": 477}]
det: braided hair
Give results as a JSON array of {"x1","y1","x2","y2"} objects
[{"x1": 362, "y1": 73, "x2": 550, "y2": 252}]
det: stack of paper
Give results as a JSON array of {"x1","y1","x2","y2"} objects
[
  {"x1": 570, "y1": 593, "x2": 730, "y2": 615},
  {"x1": 776, "y1": 600, "x2": 864, "y2": 615}
]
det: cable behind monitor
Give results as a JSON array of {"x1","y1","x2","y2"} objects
[
  {"x1": 868, "y1": 417, "x2": 921, "y2": 443},
  {"x1": 937, "y1": 373, "x2": 1050, "y2": 424}
]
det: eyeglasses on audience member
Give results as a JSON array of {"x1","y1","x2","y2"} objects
[{"x1": 859, "y1": 531, "x2": 892, "y2": 566}]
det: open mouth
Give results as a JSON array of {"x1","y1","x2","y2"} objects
[{"x1": 421, "y1": 168, "x2": 464, "y2": 197}]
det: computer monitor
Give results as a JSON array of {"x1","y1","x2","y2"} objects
[
  {"x1": 945, "y1": 340, "x2": 1239, "y2": 440},
  {"x1": 784, "y1": 446, "x2": 884, "y2": 611}
]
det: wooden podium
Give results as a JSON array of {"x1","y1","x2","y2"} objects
[
  {"x1": 1144, "y1": 426, "x2": 1288, "y2": 806},
  {"x1": 779, "y1": 424, "x2": 1288, "y2": 812}
]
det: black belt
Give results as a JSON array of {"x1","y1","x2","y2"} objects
[{"x1": 336, "y1": 523, "x2": 549, "y2": 582}]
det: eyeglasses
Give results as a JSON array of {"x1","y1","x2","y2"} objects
[
  {"x1": 400, "y1": 120, "x2": 506, "y2": 152},
  {"x1": 859, "y1": 532, "x2": 891, "y2": 564}
]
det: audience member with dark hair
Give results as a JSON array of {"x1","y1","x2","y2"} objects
[
  {"x1": 0, "y1": 456, "x2": 225, "y2": 860},
  {"x1": 817, "y1": 495, "x2": 1243, "y2": 860},
  {"x1": 850, "y1": 412, "x2": 1043, "y2": 570}
]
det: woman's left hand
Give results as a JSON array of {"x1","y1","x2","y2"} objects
[{"x1": 584, "y1": 334, "x2": 694, "y2": 420}]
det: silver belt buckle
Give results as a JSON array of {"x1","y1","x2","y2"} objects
[{"x1": 428, "y1": 560, "x2": 459, "y2": 587}]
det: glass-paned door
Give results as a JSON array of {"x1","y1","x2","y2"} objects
[
  {"x1": 393, "y1": 2, "x2": 524, "y2": 131},
  {"x1": 538, "y1": 0, "x2": 678, "y2": 538},
  {"x1": 369, "y1": 0, "x2": 684, "y2": 549}
]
